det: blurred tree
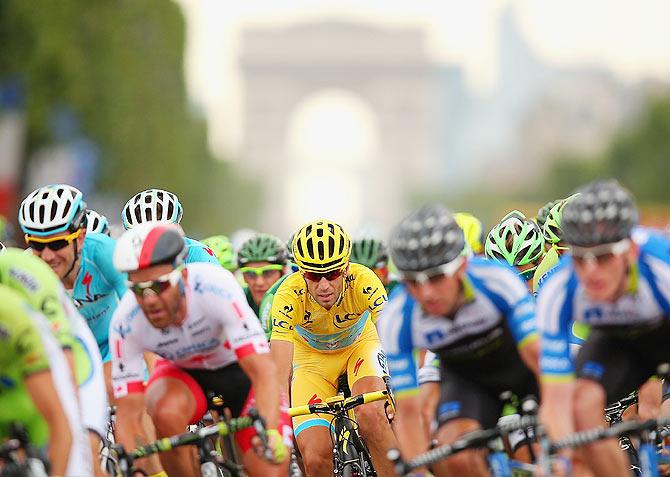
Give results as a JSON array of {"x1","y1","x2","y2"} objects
[
  {"x1": 0, "y1": 0, "x2": 258, "y2": 233},
  {"x1": 541, "y1": 94, "x2": 670, "y2": 202}
]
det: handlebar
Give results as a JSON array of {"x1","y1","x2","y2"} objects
[{"x1": 288, "y1": 389, "x2": 390, "y2": 417}]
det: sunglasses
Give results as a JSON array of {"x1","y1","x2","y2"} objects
[
  {"x1": 570, "y1": 239, "x2": 630, "y2": 265},
  {"x1": 240, "y1": 264, "x2": 283, "y2": 280},
  {"x1": 25, "y1": 229, "x2": 82, "y2": 252},
  {"x1": 519, "y1": 266, "x2": 537, "y2": 281},
  {"x1": 400, "y1": 256, "x2": 465, "y2": 286},
  {"x1": 128, "y1": 268, "x2": 182, "y2": 297},
  {"x1": 303, "y1": 267, "x2": 346, "y2": 282}
]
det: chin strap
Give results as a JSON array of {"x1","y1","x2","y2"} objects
[{"x1": 63, "y1": 238, "x2": 80, "y2": 282}]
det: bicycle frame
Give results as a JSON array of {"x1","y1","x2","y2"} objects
[{"x1": 289, "y1": 389, "x2": 393, "y2": 476}]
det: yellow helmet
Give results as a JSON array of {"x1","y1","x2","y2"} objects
[
  {"x1": 292, "y1": 219, "x2": 351, "y2": 273},
  {"x1": 455, "y1": 212, "x2": 484, "y2": 255}
]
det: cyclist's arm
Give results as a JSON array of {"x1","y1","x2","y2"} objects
[
  {"x1": 238, "y1": 353, "x2": 280, "y2": 429},
  {"x1": 270, "y1": 339, "x2": 294, "y2": 397},
  {"x1": 518, "y1": 337, "x2": 540, "y2": 377},
  {"x1": 115, "y1": 391, "x2": 144, "y2": 443},
  {"x1": 26, "y1": 370, "x2": 73, "y2": 476},
  {"x1": 203, "y1": 266, "x2": 280, "y2": 426},
  {"x1": 537, "y1": 270, "x2": 576, "y2": 441},
  {"x1": 394, "y1": 391, "x2": 430, "y2": 459},
  {"x1": 502, "y1": 274, "x2": 540, "y2": 377},
  {"x1": 355, "y1": 267, "x2": 388, "y2": 323}
]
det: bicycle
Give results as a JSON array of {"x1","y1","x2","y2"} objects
[
  {"x1": 111, "y1": 412, "x2": 264, "y2": 477},
  {"x1": 0, "y1": 423, "x2": 49, "y2": 477},
  {"x1": 605, "y1": 391, "x2": 642, "y2": 475},
  {"x1": 388, "y1": 414, "x2": 539, "y2": 477},
  {"x1": 289, "y1": 386, "x2": 395, "y2": 477}
]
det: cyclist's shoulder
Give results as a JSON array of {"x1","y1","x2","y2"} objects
[
  {"x1": 184, "y1": 236, "x2": 219, "y2": 264},
  {"x1": 274, "y1": 271, "x2": 304, "y2": 297},
  {"x1": 83, "y1": 231, "x2": 115, "y2": 254},
  {"x1": 186, "y1": 262, "x2": 241, "y2": 297},
  {"x1": 0, "y1": 287, "x2": 47, "y2": 355},
  {"x1": 466, "y1": 257, "x2": 529, "y2": 302},
  {"x1": 635, "y1": 227, "x2": 670, "y2": 262},
  {"x1": 0, "y1": 248, "x2": 59, "y2": 290},
  {"x1": 467, "y1": 256, "x2": 519, "y2": 282}
]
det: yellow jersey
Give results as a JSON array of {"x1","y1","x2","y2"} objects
[{"x1": 270, "y1": 263, "x2": 387, "y2": 352}]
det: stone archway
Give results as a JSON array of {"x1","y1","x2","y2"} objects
[{"x1": 240, "y1": 20, "x2": 443, "y2": 236}]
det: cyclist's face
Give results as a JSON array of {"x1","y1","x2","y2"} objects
[
  {"x1": 242, "y1": 261, "x2": 283, "y2": 305},
  {"x1": 406, "y1": 262, "x2": 466, "y2": 316},
  {"x1": 573, "y1": 244, "x2": 634, "y2": 303},
  {"x1": 303, "y1": 266, "x2": 347, "y2": 310},
  {"x1": 129, "y1": 264, "x2": 187, "y2": 328},
  {"x1": 30, "y1": 229, "x2": 85, "y2": 281}
]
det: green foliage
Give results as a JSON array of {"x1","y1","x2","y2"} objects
[
  {"x1": 543, "y1": 94, "x2": 670, "y2": 202},
  {"x1": 0, "y1": 0, "x2": 258, "y2": 233}
]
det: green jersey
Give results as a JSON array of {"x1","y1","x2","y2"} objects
[
  {"x1": 259, "y1": 274, "x2": 290, "y2": 340},
  {"x1": 0, "y1": 285, "x2": 51, "y2": 446},
  {"x1": 0, "y1": 249, "x2": 94, "y2": 385}
]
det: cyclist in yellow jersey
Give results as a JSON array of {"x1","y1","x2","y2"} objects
[{"x1": 270, "y1": 220, "x2": 397, "y2": 477}]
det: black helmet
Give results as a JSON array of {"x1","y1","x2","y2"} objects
[
  {"x1": 390, "y1": 204, "x2": 465, "y2": 272},
  {"x1": 561, "y1": 179, "x2": 638, "y2": 247}
]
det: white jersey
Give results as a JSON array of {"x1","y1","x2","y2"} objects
[
  {"x1": 32, "y1": 310, "x2": 93, "y2": 477},
  {"x1": 110, "y1": 263, "x2": 269, "y2": 398},
  {"x1": 59, "y1": 287, "x2": 108, "y2": 437}
]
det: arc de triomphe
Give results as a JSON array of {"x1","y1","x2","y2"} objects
[{"x1": 240, "y1": 20, "x2": 443, "y2": 236}]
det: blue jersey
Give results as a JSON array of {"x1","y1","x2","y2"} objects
[
  {"x1": 72, "y1": 233, "x2": 128, "y2": 361},
  {"x1": 538, "y1": 229, "x2": 670, "y2": 381},
  {"x1": 377, "y1": 257, "x2": 537, "y2": 396},
  {"x1": 184, "y1": 237, "x2": 219, "y2": 265}
]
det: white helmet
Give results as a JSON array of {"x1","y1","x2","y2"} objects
[
  {"x1": 114, "y1": 222, "x2": 187, "y2": 273},
  {"x1": 86, "y1": 210, "x2": 110, "y2": 236},
  {"x1": 121, "y1": 189, "x2": 183, "y2": 230},
  {"x1": 19, "y1": 184, "x2": 87, "y2": 237}
]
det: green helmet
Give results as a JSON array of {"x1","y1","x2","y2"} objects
[
  {"x1": 202, "y1": 235, "x2": 237, "y2": 271},
  {"x1": 536, "y1": 199, "x2": 561, "y2": 229},
  {"x1": 485, "y1": 211, "x2": 545, "y2": 266},
  {"x1": 238, "y1": 233, "x2": 286, "y2": 267},
  {"x1": 351, "y1": 238, "x2": 389, "y2": 269},
  {"x1": 543, "y1": 193, "x2": 580, "y2": 245}
]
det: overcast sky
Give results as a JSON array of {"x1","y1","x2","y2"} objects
[{"x1": 176, "y1": 0, "x2": 670, "y2": 158}]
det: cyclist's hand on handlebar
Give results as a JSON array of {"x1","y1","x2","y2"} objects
[{"x1": 251, "y1": 429, "x2": 288, "y2": 465}]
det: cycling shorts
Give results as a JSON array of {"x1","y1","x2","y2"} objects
[
  {"x1": 575, "y1": 318, "x2": 670, "y2": 404},
  {"x1": 147, "y1": 360, "x2": 293, "y2": 452},
  {"x1": 290, "y1": 335, "x2": 388, "y2": 437}
]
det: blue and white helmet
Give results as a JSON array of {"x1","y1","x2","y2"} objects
[
  {"x1": 19, "y1": 184, "x2": 87, "y2": 237},
  {"x1": 121, "y1": 189, "x2": 183, "y2": 230},
  {"x1": 86, "y1": 210, "x2": 110, "y2": 236}
]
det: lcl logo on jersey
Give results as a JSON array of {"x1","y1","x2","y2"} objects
[
  {"x1": 333, "y1": 313, "x2": 359, "y2": 329},
  {"x1": 302, "y1": 311, "x2": 313, "y2": 325},
  {"x1": 279, "y1": 304, "x2": 293, "y2": 319}
]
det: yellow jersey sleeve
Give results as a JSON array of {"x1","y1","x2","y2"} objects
[{"x1": 352, "y1": 264, "x2": 388, "y2": 323}]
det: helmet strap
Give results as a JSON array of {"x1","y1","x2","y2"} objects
[{"x1": 63, "y1": 238, "x2": 81, "y2": 284}]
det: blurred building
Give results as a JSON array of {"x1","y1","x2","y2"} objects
[
  {"x1": 454, "y1": 6, "x2": 646, "y2": 190},
  {"x1": 239, "y1": 20, "x2": 444, "y2": 236}
]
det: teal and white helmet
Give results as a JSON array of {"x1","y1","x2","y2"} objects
[
  {"x1": 85, "y1": 210, "x2": 110, "y2": 236},
  {"x1": 485, "y1": 211, "x2": 545, "y2": 267},
  {"x1": 122, "y1": 189, "x2": 183, "y2": 230},
  {"x1": 19, "y1": 184, "x2": 87, "y2": 237}
]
